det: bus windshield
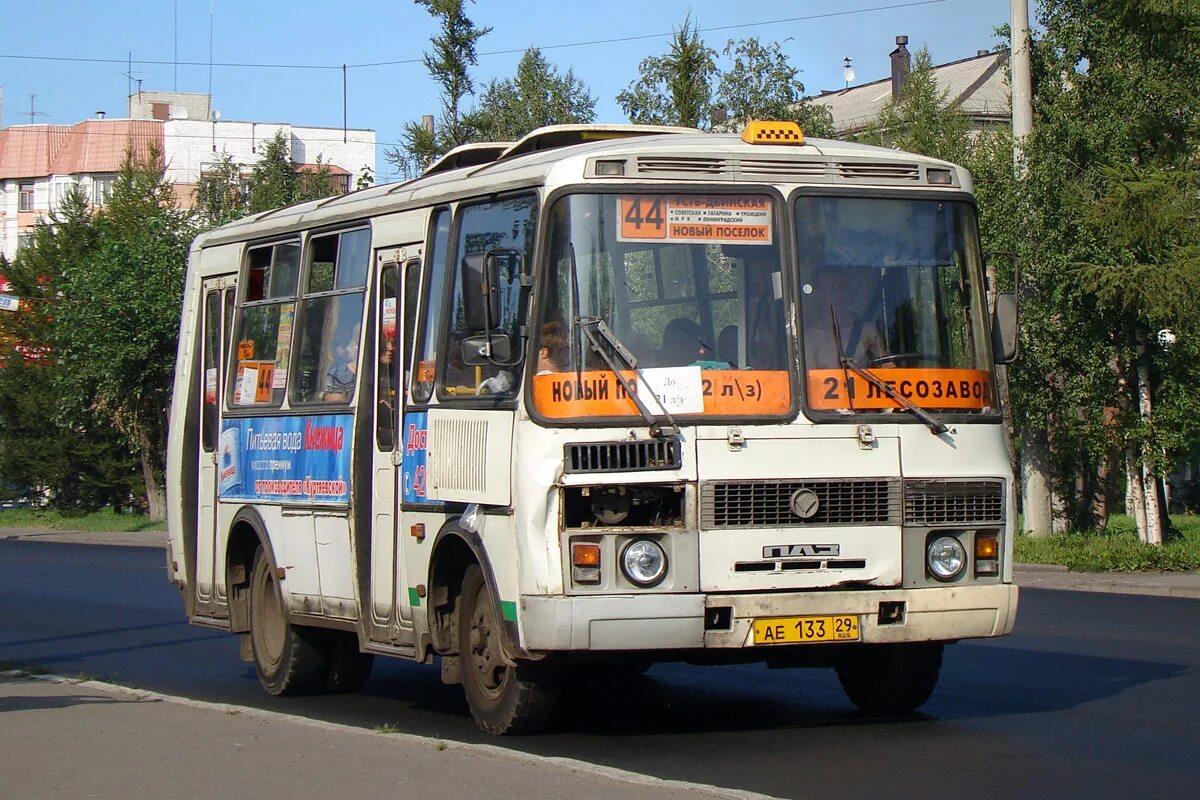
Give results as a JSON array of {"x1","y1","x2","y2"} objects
[
  {"x1": 533, "y1": 192, "x2": 793, "y2": 420},
  {"x1": 796, "y1": 195, "x2": 996, "y2": 415}
]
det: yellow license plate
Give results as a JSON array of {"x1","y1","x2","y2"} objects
[{"x1": 752, "y1": 615, "x2": 860, "y2": 645}]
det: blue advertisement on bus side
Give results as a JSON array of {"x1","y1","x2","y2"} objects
[
  {"x1": 218, "y1": 414, "x2": 353, "y2": 504},
  {"x1": 402, "y1": 411, "x2": 434, "y2": 505}
]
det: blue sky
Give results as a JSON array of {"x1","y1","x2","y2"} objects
[{"x1": 3, "y1": 0, "x2": 1015, "y2": 181}]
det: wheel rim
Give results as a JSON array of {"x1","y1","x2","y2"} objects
[
  {"x1": 466, "y1": 580, "x2": 508, "y2": 701},
  {"x1": 252, "y1": 561, "x2": 286, "y2": 669}
]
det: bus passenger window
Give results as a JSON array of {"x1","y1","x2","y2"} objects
[
  {"x1": 291, "y1": 228, "x2": 370, "y2": 404},
  {"x1": 228, "y1": 242, "x2": 299, "y2": 407},
  {"x1": 376, "y1": 264, "x2": 398, "y2": 450},
  {"x1": 201, "y1": 291, "x2": 220, "y2": 451}
]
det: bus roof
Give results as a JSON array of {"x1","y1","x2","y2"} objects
[{"x1": 193, "y1": 124, "x2": 969, "y2": 250}]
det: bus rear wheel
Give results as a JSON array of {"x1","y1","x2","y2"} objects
[
  {"x1": 248, "y1": 548, "x2": 328, "y2": 696},
  {"x1": 836, "y1": 642, "x2": 943, "y2": 715},
  {"x1": 458, "y1": 564, "x2": 559, "y2": 734}
]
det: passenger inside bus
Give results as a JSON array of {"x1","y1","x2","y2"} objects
[
  {"x1": 741, "y1": 255, "x2": 785, "y2": 370},
  {"x1": 803, "y1": 267, "x2": 885, "y2": 369},
  {"x1": 322, "y1": 323, "x2": 360, "y2": 401},
  {"x1": 536, "y1": 320, "x2": 568, "y2": 375}
]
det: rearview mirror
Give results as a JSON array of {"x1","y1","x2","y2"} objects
[
  {"x1": 992, "y1": 292, "x2": 1019, "y2": 363},
  {"x1": 460, "y1": 252, "x2": 500, "y2": 333},
  {"x1": 461, "y1": 334, "x2": 512, "y2": 366},
  {"x1": 460, "y1": 248, "x2": 525, "y2": 333}
]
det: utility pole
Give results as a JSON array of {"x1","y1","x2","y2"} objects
[
  {"x1": 1011, "y1": 0, "x2": 1034, "y2": 172},
  {"x1": 1009, "y1": 0, "x2": 1053, "y2": 536}
]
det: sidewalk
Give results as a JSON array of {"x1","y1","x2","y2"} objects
[
  {"x1": 0, "y1": 673, "x2": 761, "y2": 800},
  {"x1": 6, "y1": 527, "x2": 1200, "y2": 600}
]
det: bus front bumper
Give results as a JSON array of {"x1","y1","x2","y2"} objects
[{"x1": 518, "y1": 583, "x2": 1018, "y2": 652}]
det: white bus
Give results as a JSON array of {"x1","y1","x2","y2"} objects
[{"x1": 166, "y1": 121, "x2": 1020, "y2": 734}]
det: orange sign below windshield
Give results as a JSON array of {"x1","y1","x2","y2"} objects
[
  {"x1": 807, "y1": 368, "x2": 992, "y2": 410},
  {"x1": 533, "y1": 370, "x2": 791, "y2": 419}
]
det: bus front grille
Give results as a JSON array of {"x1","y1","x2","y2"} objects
[
  {"x1": 700, "y1": 479, "x2": 901, "y2": 528},
  {"x1": 564, "y1": 439, "x2": 682, "y2": 474},
  {"x1": 904, "y1": 479, "x2": 1005, "y2": 526}
]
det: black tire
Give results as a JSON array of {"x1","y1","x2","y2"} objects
[
  {"x1": 458, "y1": 564, "x2": 560, "y2": 734},
  {"x1": 248, "y1": 548, "x2": 328, "y2": 696},
  {"x1": 836, "y1": 642, "x2": 944, "y2": 715},
  {"x1": 323, "y1": 631, "x2": 374, "y2": 693}
]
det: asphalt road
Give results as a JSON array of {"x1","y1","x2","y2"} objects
[{"x1": 2, "y1": 539, "x2": 1198, "y2": 800}]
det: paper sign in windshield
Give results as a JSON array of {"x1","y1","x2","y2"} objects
[
  {"x1": 533, "y1": 369, "x2": 791, "y2": 418},
  {"x1": 618, "y1": 195, "x2": 772, "y2": 245}
]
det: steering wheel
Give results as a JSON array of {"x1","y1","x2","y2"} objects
[{"x1": 868, "y1": 352, "x2": 950, "y2": 368}]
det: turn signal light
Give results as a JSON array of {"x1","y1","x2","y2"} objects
[
  {"x1": 975, "y1": 535, "x2": 998, "y2": 559},
  {"x1": 572, "y1": 543, "x2": 601, "y2": 567}
]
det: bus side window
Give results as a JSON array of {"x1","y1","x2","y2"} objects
[
  {"x1": 411, "y1": 208, "x2": 451, "y2": 404},
  {"x1": 376, "y1": 264, "x2": 398, "y2": 450},
  {"x1": 440, "y1": 195, "x2": 536, "y2": 397},
  {"x1": 228, "y1": 242, "x2": 298, "y2": 408},
  {"x1": 201, "y1": 290, "x2": 220, "y2": 451},
  {"x1": 291, "y1": 228, "x2": 371, "y2": 405}
]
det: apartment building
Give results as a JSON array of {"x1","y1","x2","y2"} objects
[{"x1": 0, "y1": 91, "x2": 375, "y2": 261}]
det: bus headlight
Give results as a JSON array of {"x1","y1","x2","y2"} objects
[
  {"x1": 927, "y1": 535, "x2": 966, "y2": 581},
  {"x1": 620, "y1": 539, "x2": 667, "y2": 587}
]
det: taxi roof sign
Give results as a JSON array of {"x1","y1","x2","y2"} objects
[{"x1": 741, "y1": 120, "x2": 805, "y2": 146}]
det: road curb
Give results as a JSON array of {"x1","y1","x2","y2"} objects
[{"x1": 0, "y1": 670, "x2": 783, "y2": 800}]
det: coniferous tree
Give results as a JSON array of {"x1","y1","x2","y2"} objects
[
  {"x1": 386, "y1": 0, "x2": 491, "y2": 176},
  {"x1": 617, "y1": 14, "x2": 717, "y2": 129},
  {"x1": 473, "y1": 48, "x2": 597, "y2": 141}
]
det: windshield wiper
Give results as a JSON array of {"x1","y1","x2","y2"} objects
[
  {"x1": 829, "y1": 308, "x2": 949, "y2": 435},
  {"x1": 576, "y1": 316, "x2": 680, "y2": 439}
]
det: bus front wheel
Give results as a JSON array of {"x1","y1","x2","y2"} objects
[
  {"x1": 458, "y1": 564, "x2": 559, "y2": 734},
  {"x1": 248, "y1": 548, "x2": 328, "y2": 696},
  {"x1": 836, "y1": 642, "x2": 943, "y2": 715}
]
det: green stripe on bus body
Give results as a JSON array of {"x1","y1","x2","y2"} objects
[
  {"x1": 500, "y1": 601, "x2": 517, "y2": 622},
  {"x1": 408, "y1": 587, "x2": 421, "y2": 607}
]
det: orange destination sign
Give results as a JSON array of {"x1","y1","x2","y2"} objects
[
  {"x1": 618, "y1": 195, "x2": 773, "y2": 245},
  {"x1": 807, "y1": 368, "x2": 992, "y2": 411},
  {"x1": 534, "y1": 369, "x2": 791, "y2": 418}
]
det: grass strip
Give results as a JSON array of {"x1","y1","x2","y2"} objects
[
  {"x1": 1016, "y1": 514, "x2": 1200, "y2": 572},
  {"x1": 0, "y1": 507, "x2": 165, "y2": 533}
]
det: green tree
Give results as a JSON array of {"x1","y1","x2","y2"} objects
[
  {"x1": 713, "y1": 37, "x2": 834, "y2": 137},
  {"x1": 472, "y1": 48, "x2": 597, "y2": 141},
  {"x1": 55, "y1": 146, "x2": 194, "y2": 520},
  {"x1": 0, "y1": 188, "x2": 140, "y2": 512},
  {"x1": 247, "y1": 131, "x2": 299, "y2": 213},
  {"x1": 195, "y1": 150, "x2": 246, "y2": 227},
  {"x1": 973, "y1": 1, "x2": 1200, "y2": 541},
  {"x1": 617, "y1": 14, "x2": 717, "y2": 128},
  {"x1": 386, "y1": 0, "x2": 491, "y2": 175},
  {"x1": 860, "y1": 47, "x2": 973, "y2": 164}
]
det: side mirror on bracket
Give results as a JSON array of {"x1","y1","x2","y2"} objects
[
  {"x1": 461, "y1": 333, "x2": 512, "y2": 366},
  {"x1": 992, "y1": 292, "x2": 1019, "y2": 363},
  {"x1": 984, "y1": 251, "x2": 1020, "y2": 364}
]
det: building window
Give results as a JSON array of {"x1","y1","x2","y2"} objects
[
  {"x1": 18, "y1": 183, "x2": 34, "y2": 212},
  {"x1": 333, "y1": 174, "x2": 350, "y2": 194},
  {"x1": 17, "y1": 233, "x2": 34, "y2": 252},
  {"x1": 93, "y1": 175, "x2": 116, "y2": 208}
]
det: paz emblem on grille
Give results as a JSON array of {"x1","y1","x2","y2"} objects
[{"x1": 789, "y1": 488, "x2": 820, "y2": 519}]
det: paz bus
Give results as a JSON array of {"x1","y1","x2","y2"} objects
[{"x1": 166, "y1": 121, "x2": 1020, "y2": 734}]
